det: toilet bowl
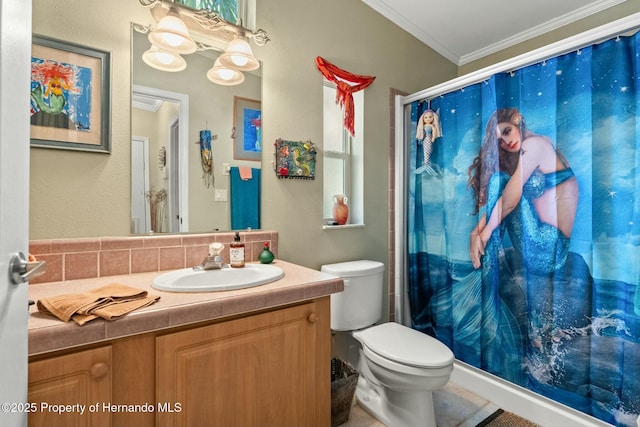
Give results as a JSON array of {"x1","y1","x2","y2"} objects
[{"x1": 322, "y1": 260, "x2": 454, "y2": 427}]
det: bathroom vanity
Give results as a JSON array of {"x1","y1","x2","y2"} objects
[{"x1": 27, "y1": 261, "x2": 343, "y2": 427}]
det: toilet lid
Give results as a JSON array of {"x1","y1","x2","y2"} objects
[
  {"x1": 359, "y1": 323, "x2": 454, "y2": 368},
  {"x1": 321, "y1": 260, "x2": 385, "y2": 277}
]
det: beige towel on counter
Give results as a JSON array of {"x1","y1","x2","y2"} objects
[
  {"x1": 70, "y1": 296, "x2": 160, "y2": 326},
  {"x1": 37, "y1": 283, "x2": 160, "y2": 326}
]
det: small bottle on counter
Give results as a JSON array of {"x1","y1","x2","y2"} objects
[
  {"x1": 259, "y1": 241, "x2": 275, "y2": 264},
  {"x1": 229, "y1": 232, "x2": 245, "y2": 268}
]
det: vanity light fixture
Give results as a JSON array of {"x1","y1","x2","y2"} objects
[
  {"x1": 207, "y1": 58, "x2": 245, "y2": 85},
  {"x1": 147, "y1": 8, "x2": 197, "y2": 55},
  {"x1": 137, "y1": 0, "x2": 270, "y2": 84},
  {"x1": 218, "y1": 35, "x2": 259, "y2": 72},
  {"x1": 142, "y1": 45, "x2": 187, "y2": 72}
]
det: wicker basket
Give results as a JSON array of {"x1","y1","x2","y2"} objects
[{"x1": 331, "y1": 358, "x2": 359, "y2": 427}]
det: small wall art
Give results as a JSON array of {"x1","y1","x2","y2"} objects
[
  {"x1": 274, "y1": 139, "x2": 316, "y2": 180},
  {"x1": 30, "y1": 35, "x2": 111, "y2": 153},
  {"x1": 233, "y1": 96, "x2": 261, "y2": 161}
]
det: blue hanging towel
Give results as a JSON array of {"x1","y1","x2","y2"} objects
[{"x1": 229, "y1": 167, "x2": 261, "y2": 230}]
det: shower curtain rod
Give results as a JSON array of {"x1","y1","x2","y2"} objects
[{"x1": 402, "y1": 12, "x2": 640, "y2": 106}]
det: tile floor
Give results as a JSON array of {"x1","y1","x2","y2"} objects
[{"x1": 338, "y1": 381, "x2": 505, "y2": 427}]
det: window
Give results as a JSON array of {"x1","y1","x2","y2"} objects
[
  {"x1": 176, "y1": 0, "x2": 238, "y2": 23},
  {"x1": 323, "y1": 82, "x2": 364, "y2": 226},
  {"x1": 176, "y1": 0, "x2": 255, "y2": 28}
]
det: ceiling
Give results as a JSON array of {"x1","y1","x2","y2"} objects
[{"x1": 362, "y1": 0, "x2": 628, "y2": 66}]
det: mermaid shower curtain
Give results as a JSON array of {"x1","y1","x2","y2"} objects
[{"x1": 407, "y1": 31, "x2": 640, "y2": 427}]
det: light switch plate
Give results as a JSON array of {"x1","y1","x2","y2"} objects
[
  {"x1": 214, "y1": 189, "x2": 228, "y2": 202},
  {"x1": 223, "y1": 163, "x2": 230, "y2": 175}
]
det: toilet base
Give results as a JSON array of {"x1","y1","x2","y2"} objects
[{"x1": 355, "y1": 372, "x2": 437, "y2": 427}]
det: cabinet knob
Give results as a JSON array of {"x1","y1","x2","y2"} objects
[
  {"x1": 90, "y1": 362, "x2": 109, "y2": 379},
  {"x1": 307, "y1": 312, "x2": 318, "y2": 323}
]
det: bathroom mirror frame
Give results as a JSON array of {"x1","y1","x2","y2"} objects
[{"x1": 131, "y1": 25, "x2": 263, "y2": 235}]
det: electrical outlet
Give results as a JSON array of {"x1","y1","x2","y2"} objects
[{"x1": 223, "y1": 163, "x2": 230, "y2": 175}]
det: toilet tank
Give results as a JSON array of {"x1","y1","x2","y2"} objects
[{"x1": 321, "y1": 260, "x2": 385, "y2": 331}]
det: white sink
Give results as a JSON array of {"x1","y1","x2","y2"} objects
[{"x1": 152, "y1": 263, "x2": 285, "y2": 292}]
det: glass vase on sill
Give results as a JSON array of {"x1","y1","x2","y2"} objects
[{"x1": 332, "y1": 195, "x2": 349, "y2": 225}]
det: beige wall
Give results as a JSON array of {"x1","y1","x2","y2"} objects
[
  {"x1": 30, "y1": 0, "x2": 640, "y2": 322},
  {"x1": 30, "y1": 0, "x2": 455, "y2": 323},
  {"x1": 29, "y1": 0, "x2": 457, "y2": 312},
  {"x1": 255, "y1": 0, "x2": 456, "y2": 275},
  {"x1": 30, "y1": 0, "x2": 454, "y2": 243},
  {"x1": 31, "y1": 0, "x2": 148, "y2": 239}
]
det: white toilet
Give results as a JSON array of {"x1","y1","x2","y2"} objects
[{"x1": 322, "y1": 260, "x2": 454, "y2": 427}]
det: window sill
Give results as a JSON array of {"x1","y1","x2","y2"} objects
[{"x1": 322, "y1": 223, "x2": 365, "y2": 230}]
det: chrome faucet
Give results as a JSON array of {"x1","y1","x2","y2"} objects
[{"x1": 194, "y1": 242, "x2": 227, "y2": 270}]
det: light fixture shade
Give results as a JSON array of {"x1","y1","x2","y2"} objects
[
  {"x1": 148, "y1": 9, "x2": 197, "y2": 54},
  {"x1": 207, "y1": 58, "x2": 245, "y2": 85},
  {"x1": 142, "y1": 45, "x2": 187, "y2": 72},
  {"x1": 218, "y1": 37, "x2": 260, "y2": 72}
]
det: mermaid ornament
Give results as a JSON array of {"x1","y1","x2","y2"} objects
[{"x1": 415, "y1": 108, "x2": 443, "y2": 176}]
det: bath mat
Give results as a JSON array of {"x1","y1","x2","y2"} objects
[{"x1": 476, "y1": 409, "x2": 540, "y2": 427}]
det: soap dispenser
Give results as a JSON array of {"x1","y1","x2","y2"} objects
[{"x1": 229, "y1": 232, "x2": 245, "y2": 268}]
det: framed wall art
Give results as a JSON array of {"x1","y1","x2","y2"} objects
[
  {"x1": 30, "y1": 35, "x2": 111, "y2": 153},
  {"x1": 233, "y1": 96, "x2": 261, "y2": 161},
  {"x1": 274, "y1": 138, "x2": 316, "y2": 179}
]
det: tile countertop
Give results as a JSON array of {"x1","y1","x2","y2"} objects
[{"x1": 28, "y1": 260, "x2": 344, "y2": 356}]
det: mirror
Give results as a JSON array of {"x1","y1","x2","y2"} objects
[
  {"x1": 131, "y1": 27, "x2": 262, "y2": 234},
  {"x1": 131, "y1": 85, "x2": 188, "y2": 234}
]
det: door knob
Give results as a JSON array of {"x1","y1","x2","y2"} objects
[{"x1": 9, "y1": 252, "x2": 46, "y2": 285}]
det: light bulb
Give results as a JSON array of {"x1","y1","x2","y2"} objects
[
  {"x1": 161, "y1": 33, "x2": 187, "y2": 49},
  {"x1": 218, "y1": 68, "x2": 235, "y2": 80},
  {"x1": 155, "y1": 51, "x2": 178, "y2": 65},
  {"x1": 207, "y1": 58, "x2": 244, "y2": 85},
  {"x1": 231, "y1": 55, "x2": 249, "y2": 67},
  {"x1": 218, "y1": 37, "x2": 259, "y2": 72},
  {"x1": 142, "y1": 45, "x2": 186, "y2": 72}
]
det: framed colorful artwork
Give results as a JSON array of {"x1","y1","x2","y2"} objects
[
  {"x1": 274, "y1": 138, "x2": 316, "y2": 180},
  {"x1": 30, "y1": 35, "x2": 111, "y2": 153},
  {"x1": 233, "y1": 96, "x2": 261, "y2": 161}
]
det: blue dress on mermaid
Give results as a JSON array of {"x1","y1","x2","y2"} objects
[{"x1": 427, "y1": 166, "x2": 592, "y2": 386}]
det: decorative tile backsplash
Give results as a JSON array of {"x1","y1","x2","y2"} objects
[{"x1": 29, "y1": 231, "x2": 278, "y2": 284}]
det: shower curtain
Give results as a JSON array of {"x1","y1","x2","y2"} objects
[{"x1": 407, "y1": 31, "x2": 640, "y2": 427}]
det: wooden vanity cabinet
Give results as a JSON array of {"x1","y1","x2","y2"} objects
[
  {"x1": 28, "y1": 297, "x2": 331, "y2": 427},
  {"x1": 28, "y1": 346, "x2": 112, "y2": 427},
  {"x1": 156, "y1": 299, "x2": 330, "y2": 427}
]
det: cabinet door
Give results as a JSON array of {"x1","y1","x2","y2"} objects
[
  {"x1": 156, "y1": 301, "x2": 328, "y2": 427},
  {"x1": 28, "y1": 346, "x2": 112, "y2": 427}
]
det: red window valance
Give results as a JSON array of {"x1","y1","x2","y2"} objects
[{"x1": 315, "y1": 56, "x2": 376, "y2": 137}]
